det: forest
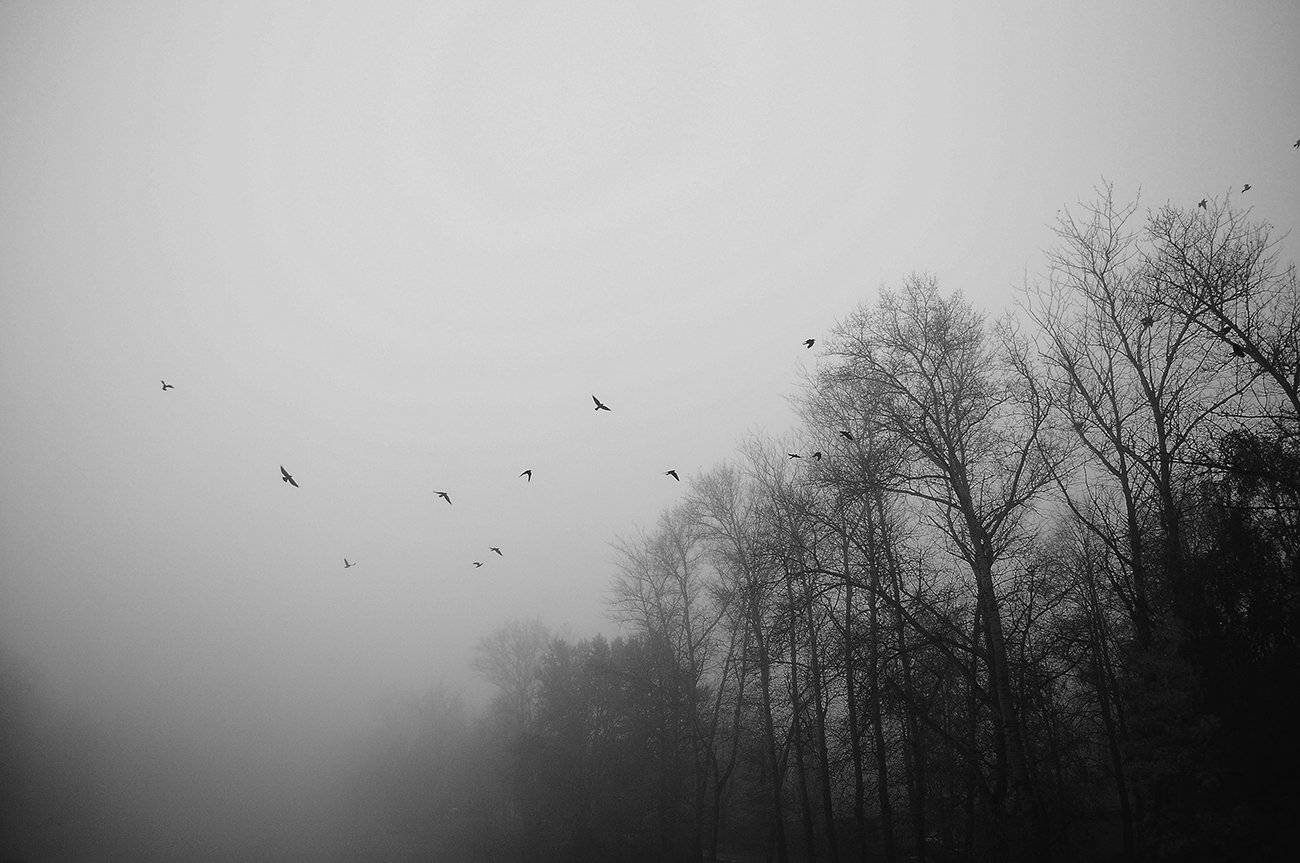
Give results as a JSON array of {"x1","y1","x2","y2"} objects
[
  {"x1": 447, "y1": 189, "x2": 1300, "y2": 863},
  {"x1": 2, "y1": 188, "x2": 1296, "y2": 862}
]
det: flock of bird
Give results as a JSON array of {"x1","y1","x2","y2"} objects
[
  {"x1": 159, "y1": 339, "x2": 851, "y2": 573},
  {"x1": 157, "y1": 147, "x2": 1296, "y2": 572}
]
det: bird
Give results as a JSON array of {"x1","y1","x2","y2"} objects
[
  {"x1": 472, "y1": 561, "x2": 483, "y2": 568},
  {"x1": 280, "y1": 466, "x2": 298, "y2": 487},
  {"x1": 1141, "y1": 314, "x2": 1155, "y2": 329},
  {"x1": 160, "y1": 380, "x2": 174, "y2": 390},
  {"x1": 1242, "y1": 184, "x2": 1252, "y2": 193},
  {"x1": 435, "y1": 491, "x2": 452, "y2": 504},
  {"x1": 1198, "y1": 199, "x2": 1207, "y2": 209},
  {"x1": 787, "y1": 452, "x2": 801, "y2": 459},
  {"x1": 490, "y1": 547, "x2": 503, "y2": 556},
  {"x1": 1229, "y1": 341, "x2": 1246, "y2": 358},
  {"x1": 519, "y1": 469, "x2": 532, "y2": 482},
  {"x1": 343, "y1": 558, "x2": 355, "y2": 569},
  {"x1": 1294, "y1": 139, "x2": 1299, "y2": 149},
  {"x1": 804, "y1": 338, "x2": 815, "y2": 348},
  {"x1": 839, "y1": 430, "x2": 854, "y2": 441},
  {"x1": 665, "y1": 469, "x2": 679, "y2": 481},
  {"x1": 812, "y1": 451, "x2": 823, "y2": 461},
  {"x1": 592, "y1": 395, "x2": 611, "y2": 412}
]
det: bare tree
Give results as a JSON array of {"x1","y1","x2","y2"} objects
[
  {"x1": 687, "y1": 463, "x2": 791, "y2": 863},
  {"x1": 1027, "y1": 186, "x2": 1256, "y2": 645},
  {"x1": 828, "y1": 274, "x2": 1058, "y2": 860},
  {"x1": 472, "y1": 618, "x2": 554, "y2": 729}
]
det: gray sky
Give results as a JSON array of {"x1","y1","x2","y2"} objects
[{"x1": 2, "y1": 0, "x2": 1298, "y2": 744}]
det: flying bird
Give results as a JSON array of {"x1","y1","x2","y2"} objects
[
  {"x1": 160, "y1": 380, "x2": 174, "y2": 390},
  {"x1": 280, "y1": 466, "x2": 298, "y2": 487},
  {"x1": 519, "y1": 469, "x2": 532, "y2": 482},
  {"x1": 343, "y1": 558, "x2": 355, "y2": 569},
  {"x1": 1198, "y1": 199, "x2": 1207, "y2": 209},
  {"x1": 592, "y1": 395, "x2": 611, "y2": 411},
  {"x1": 472, "y1": 561, "x2": 484, "y2": 568},
  {"x1": 804, "y1": 338, "x2": 815, "y2": 348},
  {"x1": 839, "y1": 430, "x2": 854, "y2": 441},
  {"x1": 665, "y1": 469, "x2": 679, "y2": 481},
  {"x1": 490, "y1": 547, "x2": 503, "y2": 556},
  {"x1": 1294, "y1": 139, "x2": 1299, "y2": 149},
  {"x1": 435, "y1": 491, "x2": 452, "y2": 504},
  {"x1": 787, "y1": 452, "x2": 802, "y2": 459},
  {"x1": 1242, "y1": 184, "x2": 1252, "y2": 193}
]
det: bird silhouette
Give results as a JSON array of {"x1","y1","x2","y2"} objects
[
  {"x1": 490, "y1": 547, "x2": 503, "y2": 556},
  {"x1": 519, "y1": 469, "x2": 532, "y2": 482},
  {"x1": 592, "y1": 395, "x2": 611, "y2": 411},
  {"x1": 839, "y1": 430, "x2": 854, "y2": 441},
  {"x1": 435, "y1": 491, "x2": 452, "y2": 504},
  {"x1": 343, "y1": 558, "x2": 355, "y2": 569},
  {"x1": 1294, "y1": 139, "x2": 1299, "y2": 149},
  {"x1": 665, "y1": 469, "x2": 679, "y2": 481},
  {"x1": 804, "y1": 338, "x2": 815, "y2": 348},
  {"x1": 160, "y1": 380, "x2": 174, "y2": 390},
  {"x1": 812, "y1": 451, "x2": 823, "y2": 461},
  {"x1": 1242, "y1": 184, "x2": 1252, "y2": 193},
  {"x1": 787, "y1": 452, "x2": 801, "y2": 459},
  {"x1": 1198, "y1": 199, "x2": 1207, "y2": 209},
  {"x1": 1141, "y1": 315, "x2": 1155, "y2": 329},
  {"x1": 472, "y1": 561, "x2": 483, "y2": 568},
  {"x1": 1229, "y1": 341, "x2": 1246, "y2": 357},
  {"x1": 280, "y1": 466, "x2": 298, "y2": 487}
]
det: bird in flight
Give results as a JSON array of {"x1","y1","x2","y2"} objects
[
  {"x1": 519, "y1": 469, "x2": 532, "y2": 482},
  {"x1": 1197, "y1": 199, "x2": 1207, "y2": 209},
  {"x1": 160, "y1": 380, "x2": 174, "y2": 391},
  {"x1": 665, "y1": 469, "x2": 679, "y2": 481},
  {"x1": 490, "y1": 547, "x2": 503, "y2": 556},
  {"x1": 839, "y1": 430, "x2": 854, "y2": 441},
  {"x1": 280, "y1": 466, "x2": 299, "y2": 487},
  {"x1": 804, "y1": 338, "x2": 815, "y2": 348},
  {"x1": 1294, "y1": 139, "x2": 1299, "y2": 149},
  {"x1": 592, "y1": 395, "x2": 611, "y2": 412},
  {"x1": 787, "y1": 452, "x2": 801, "y2": 459},
  {"x1": 1242, "y1": 184, "x2": 1252, "y2": 193},
  {"x1": 343, "y1": 558, "x2": 355, "y2": 569},
  {"x1": 472, "y1": 561, "x2": 483, "y2": 568},
  {"x1": 435, "y1": 491, "x2": 452, "y2": 504}
]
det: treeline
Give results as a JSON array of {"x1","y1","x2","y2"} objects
[
  {"x1": 375, "y1": 189, "x2": 1300, "y2": 863},
  {"x1": 465, "y1": 190, "x2": 1299, "y2": 863}
]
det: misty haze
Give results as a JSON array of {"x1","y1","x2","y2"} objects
[{"x1": 3, "y1": 3, "x2": 1299, "y2": 862}]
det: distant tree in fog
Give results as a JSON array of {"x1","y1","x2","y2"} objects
[{"x1": 472, "y1": 618, "x2": 554, "y2": 727}]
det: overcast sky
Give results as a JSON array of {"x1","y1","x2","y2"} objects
[{"x1": 2, "y1": 0, "x2": 1298, "y2": 748}]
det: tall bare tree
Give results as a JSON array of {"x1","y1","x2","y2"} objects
[{"x1": 827, "y1": 274, "x2": 1058, "y2": 860}]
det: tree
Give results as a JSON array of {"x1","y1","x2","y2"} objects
[
  {"x1": 472, "y1": 618, "x2": 553, "y2": 729},
  {"x1": 827, "y1": 274, "x2": 1058, "y2": 861}
]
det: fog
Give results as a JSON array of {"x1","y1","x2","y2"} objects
[{"x1": 3, "y1": 0, "x2": 1298, "y2": 859}]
